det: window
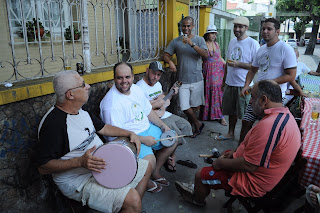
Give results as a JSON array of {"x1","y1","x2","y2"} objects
[{"x1": 8, "y1": 0, "x2": 80, "y2": 41}]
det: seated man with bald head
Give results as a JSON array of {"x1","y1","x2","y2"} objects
[
  {"x1": 175, "y1": 80, "x2": 301, "y2": 206},
  {"x1": 37, "y1": 70, "x2": 151, "y2": 213}
]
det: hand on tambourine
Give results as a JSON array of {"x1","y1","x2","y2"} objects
[
  {"x1": 160, "y1": 123, "x2": 171, "y2": 133},
  {"x1": 128, "y1": 132, "x2": 141, "y2": 155},
  {"x1": 80, "y1": 145, "x2": 106, "y2": 172}
]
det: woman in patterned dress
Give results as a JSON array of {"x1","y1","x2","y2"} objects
[{"x1": 200, "y1": 25, "x2": 227, "y2": 125}]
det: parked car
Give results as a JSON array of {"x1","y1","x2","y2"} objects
[
  {"x1": 317, "y1": 38, "x2": 320, "y2": 44},
  {"x1": 286, "y1": 39, "x2": 298, "y2": 47},
  {"x1": 297, "y1": 39, "x2": 305, "y2": 46}
]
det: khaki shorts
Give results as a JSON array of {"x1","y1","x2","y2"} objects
[
  {"x1": 162, "y1": 114, "x2": 193, "y2": 136},
  {"x1": 68, "y1": 158, "x2": 148, "y2": 213},
  {"x1": 179, "y1": 80, "x2": 205, "y2": 111},
  {"x1": 222, "y1": 85, "x2": 250, "y2": 120}
]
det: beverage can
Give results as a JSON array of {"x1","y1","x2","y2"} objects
[{"x1": 76, "y1": 62, "x2": 84, "y2": 75}]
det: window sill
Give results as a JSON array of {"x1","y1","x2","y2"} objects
[{"x1": 0, "y1": 61, "x2": 152, "y2": 106}]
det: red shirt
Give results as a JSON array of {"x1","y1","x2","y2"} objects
[{"x1": 229, "y1": 107, "x2": 301, "y2": 197}]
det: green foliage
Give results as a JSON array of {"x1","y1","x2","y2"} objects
[
  {"x1": 199, "y1": 0, "x2": 219, "y2": 7},
  {"x1": 276, "y1": 0, "x2": 320, "y2": 54},
  {"x1": 276, "y1": 0, "x2": 320, "y2": 22},
  {"x1": 16, "y1": 18, "x2": 50, "y2": 39},
  {"x1": 64, "y1": 25, "x2": 81, "y2": 41}
]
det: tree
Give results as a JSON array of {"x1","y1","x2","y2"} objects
[
  {"x1": 294, "y1": 20, "x2": 307, "y2": 42},
  {"x1": 276, "y1": 0, "x2": 320, "y2": 55}
]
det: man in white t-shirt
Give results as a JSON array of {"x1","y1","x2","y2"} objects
[
  {"x1": 100, "y1": 62, "x2": 178, "y2": 193},
  {"x1": 136, "y1": 61, "x2": 193, "y2": 172},
  {"x1": 217, "y1": 16, "x2": 259, "y2": 142},
  {"x1": 240, "y1": 18, "x2": 297, "y2": 143}
]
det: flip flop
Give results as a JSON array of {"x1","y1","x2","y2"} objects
[
  {"x1": 177, "y1": 160, "x2": 197, "y2": 169},
  {"x1": 191, "y1": 123, "x2": 205, "y2": 138},
  {"x1": 214, "y1": 135, "x2": 234, "y2": 141},
  {"x1": 147, "y1": 180, "x2": 163, "y2": 193},
  {"x1": 153, "y1": 177, "x2": 170, "y2": 187},
  {"x1": 164, "y1": 162, "x2": 177, "y2": 173}
]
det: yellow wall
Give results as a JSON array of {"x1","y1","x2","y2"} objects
[
  {"x1": 0, "y1": 0, "x2": 211, "y2": 106},
  {"x1": 166, "y1": 0, "x2": 189, "y2": 43},
  {"x1": 199, "y1": 6, "x2": 211, "y2": 37},
  {"x1": 0, "y1": 62, "x2": 149, "y2": 105}
]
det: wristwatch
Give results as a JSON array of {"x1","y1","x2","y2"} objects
[{"x1": 191, "y1": 43, "x2": 196, "y2": 48}]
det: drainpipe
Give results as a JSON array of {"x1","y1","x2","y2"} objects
[{"x1": 81, "y1": 0, "x2": 91, "y2": 73}]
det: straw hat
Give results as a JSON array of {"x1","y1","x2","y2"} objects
[{"x1": 233, "y1": 16, "x2": 249, "y2": 26}]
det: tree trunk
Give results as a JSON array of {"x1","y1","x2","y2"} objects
[{"x1": 305, "y1": 23, "x2": 319, "y2": 55}]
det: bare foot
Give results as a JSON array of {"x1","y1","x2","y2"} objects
[{"x1": 220, "y1": 118, "x2": 228, "y2": 126}]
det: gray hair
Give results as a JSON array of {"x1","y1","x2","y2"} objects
[{"x1": 53, "y1": 70, "x2": 79, "y2": 104}]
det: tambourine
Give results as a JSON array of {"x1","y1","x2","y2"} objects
[
  {"x1": 92, "y1": 137, "x2": 137, "y2": 189},
  {"x1": 160, "y1": 130, "x2": 177, "y2": 147}
]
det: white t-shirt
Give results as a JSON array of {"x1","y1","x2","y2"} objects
[
  {"x1": 285, "y1": 61, "x2": 311, "y2": 102},
  {"x1": 253, "y1": 41, "x2": 297, "y2": 97},
  {"x1": 296, "y1": 61, "x2": 311, "y2": 79},
  {"x1": 225, "y1": 37, "x2": 260, "y2": 87},
  {"x1": 100, "y1": 84, "x2": 152, "y2": 136},
  {"x1": 136, "y1": 79, "x2": 172, "y2": 119}
]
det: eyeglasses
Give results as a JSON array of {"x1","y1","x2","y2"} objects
[{"x1": 65, "y1": 81, "x2": 86, "y2": 94}]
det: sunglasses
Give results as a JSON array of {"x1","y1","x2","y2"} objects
[{"x1": 65, "y1": 81, "x2": 86, "y2": 94}]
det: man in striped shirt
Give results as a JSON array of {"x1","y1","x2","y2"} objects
[{"x1": 175, "y1": 80, "x2": 301, "y2": 206}]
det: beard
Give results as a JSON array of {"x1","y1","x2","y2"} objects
[{"x1": 252, "y1": 101, "x2": 265, "y2": 118}]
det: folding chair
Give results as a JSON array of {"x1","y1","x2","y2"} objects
[{"x1": 223, "y1": 149, "x2": 307, "y2": 213}]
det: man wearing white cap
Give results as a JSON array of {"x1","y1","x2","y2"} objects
[
  {"x1": 216, "y1": 16, "x2": 260, "y2": 141},
  {"x1": 163, "y1": 16, "x2": 208, "y2": 138}
]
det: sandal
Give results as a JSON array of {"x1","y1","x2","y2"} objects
[
  {"x1": 214, "y1": 135, "x2": 234, "y2": 141},
  {"x1": 191, "y1": 123, "x2": 205, "y2": 138},
  {"x1": 164, "y1": 162, "x2": 176, "y2": 173},
  {"x1": 153, "y1": 177, "x2": 170, "y2": 187},
  {"x1": 164, "y1": 156, "x2": 176, "y2": 173},
  {"x1": 177, "y1": 160, "x2": 197, "y2": 169},
  {"x1": 147, "y1": 180, "x2": 163, "y2": 193}
]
